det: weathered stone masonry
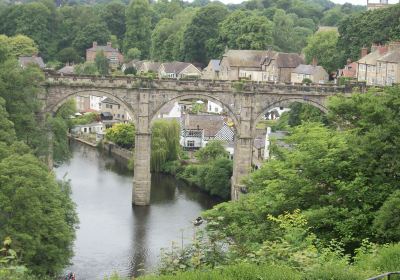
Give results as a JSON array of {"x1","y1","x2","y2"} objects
[{"x1": 42, "y1": 73, "x2": 363, "y2": 205}]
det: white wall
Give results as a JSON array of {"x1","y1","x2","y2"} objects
[
  {"x1": 90, "y1": 95, "x2": 106, "y2": 111},
  {"x1": 207, "y1": 101, "x2": 223, "y2": 114}
]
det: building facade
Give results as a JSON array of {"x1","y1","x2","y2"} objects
[{"x1": 86, "y1": 42, "x2": 124, "y2": 68}]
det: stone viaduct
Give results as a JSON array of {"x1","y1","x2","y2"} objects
[{"x1": 42, "y1": 73, "x2": 364, "y2": 206}]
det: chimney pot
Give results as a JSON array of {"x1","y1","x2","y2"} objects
[{"x1": 93, "y1": 41, "x2": 97, "y2": 48}]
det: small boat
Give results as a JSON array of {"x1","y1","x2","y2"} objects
[{"x1": 193, "y1": 216, "x2": 203, "y2": 226}]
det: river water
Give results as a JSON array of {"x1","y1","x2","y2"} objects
[{"x1": 55, "y1": 141, "x2": 220, "y2": 279}]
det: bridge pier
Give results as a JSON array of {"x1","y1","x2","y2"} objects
[
  {"x1": 132, "y1": 132, "x2": 152, "y2": 205},
  {"x1": 231, "y1": 94, "x2": 254, "y2": 200},
  {"x1": 231, "y1": 137, "x2": 253, "y2": 200},
  {"x1": 133, "y1": 91, "x2": 152, "y2": 206}
]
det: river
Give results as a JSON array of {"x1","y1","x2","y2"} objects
[{"x1": 55, "y1": 141, "x2": 221, "y2": 279}]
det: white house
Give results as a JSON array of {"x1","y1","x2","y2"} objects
[
  {"x1": 207, "y1": 101, "x2": 223, "y2": 114},
  {"x1": 89, "y1": 95, "x2": 106, "y2": 111},
  {"x1": 71, "y1": 122, "x2": 104, "y2": 135},
  {"x1": 156, "y1": 102, "x2": 181, "y2": 119},
  {"x1": 180, "y1": 113, "x2": 234, "y2": 150}
]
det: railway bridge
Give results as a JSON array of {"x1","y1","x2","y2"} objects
[{"x1": 43, "y1": 73, "x2": 364, "y2": 205}]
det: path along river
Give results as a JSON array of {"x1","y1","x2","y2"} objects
[{"x1": 55, "y1": 141, "x2": 221, "y2": 279}]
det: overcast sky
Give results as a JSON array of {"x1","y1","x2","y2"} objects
[{"x1": 220, "y1": 0, "x2": 399, "y2": 6}]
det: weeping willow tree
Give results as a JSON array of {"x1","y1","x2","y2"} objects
[{"x1": 151, "y1": 119, "x2": 180, "y2": 172}]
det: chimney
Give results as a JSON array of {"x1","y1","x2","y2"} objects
[
  {"x1": 107, "y1": 42, "x2": 112, "y2": 47},
  {"x1": 93, "y1": 41, "x2": 97, "y2": 48},
  {"x1": 361, "y1": 47, "x2": 368, "y2": 58},
  {"x1": 312, "y1": 57, "x2": 318, "y2": 67},
  {"x1": 346, "y1": 58, "x2": 352, "y2": 65},
  {"x1": 184, "y1": 113, "x2": 190, "y2": 127}
]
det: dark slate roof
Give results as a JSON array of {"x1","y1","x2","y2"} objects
[
  {"x1": 101, "y1": 97, "x2": 119, "y2": 105},
  {"x1": 223, "y1": 50, "x2": 269, "y2": 67},
  {"x1": 182, "y1": 114, "x2": 225, "y2": 137},
  {"x1": 378, "y1": 50, "x2": 400, "y2": 63},
  {"x1": 263, "y1": 52, "x2": 304, "y2": 68},
  {"x1": 101, "y1": 112, "x2": 113, "y2": 117},
  {"x1": 162, "y1": 62, "x2": 193, "y2": 74},
  {"x1": 292, "y1": 64, "x2": 326, "y2": 75},
  {"x1": 18, "y1": 56, "x2": 45, "y2": 69}
]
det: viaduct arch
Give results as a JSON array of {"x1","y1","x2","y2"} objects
[{"x1": 43, "y1": 73, "x2": 364, "y2": 205}]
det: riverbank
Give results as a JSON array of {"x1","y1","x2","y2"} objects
[{"x1": 56, "y1": 141, "x2": 221, "y2": 279}]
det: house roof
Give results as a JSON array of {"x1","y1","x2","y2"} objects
[
  {"x1": 182, "y1": 114, "x2": 226, "y2": 137},
  {"x1": 262, "y1": 52, "x2": 304, "y2": 68},
  {"x1": 161, "y1": 62, "x2": 198, "y2": 74},
  {"x1": 18, "y1": 56, "x2": 45, "y2": 69},
  {"x1": 57, "y1": 65, "x2": 75, "y2": 74},
  {"x1": 377, "y1": 50, "x2": 400, "y2": 63},
  {"x1": 101, "y1": 97, "x2": 119, "y2": 105},
  {"x1": 87, "y1": 44, "x2": 119, "y2": 53},
  {"x1": 101, "y1": 112, "x2": 113, "y2": 117},
  {"x1": 358, "y1": 47, "x2": 388, "y2": 65},
  {"x1": 222, "y1": 50, "x2": 269, "y2": 68},
  {"x1": 144, "y1": 61, "x2": 161, "y2": 72},
  {"x1": 292, "y1": 64, "x2": 327, "y2": 75}
]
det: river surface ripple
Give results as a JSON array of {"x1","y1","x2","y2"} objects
[{"x1": 55, "y1": 141, "x2": 220, "y2": 280}]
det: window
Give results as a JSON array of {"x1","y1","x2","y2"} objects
[
  {"x1": 215, "y1": 107, "x2": 218, "y2": 113},
  {"x1": 187, "y1": 140, "x2": 195, "y2": 147}
]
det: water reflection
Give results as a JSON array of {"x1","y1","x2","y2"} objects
[{"x1": 55, "y1": 141, "x2": 221, "y2": 279}]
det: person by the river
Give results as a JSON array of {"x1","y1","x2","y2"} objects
[{"x1": 65, "y1": 272, "x2": 76, "y2": 280}]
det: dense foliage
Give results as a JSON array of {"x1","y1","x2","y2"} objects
[
  {"x1": 106, "y1": 123, "x2": 135, "y2": 149},
  {"x1": 0, "y1": 0, "x2": 364, "y2": 66},
  {"x1": 170, "y1": 141, "x2": 232, "y2": 199},
  {"x1": 151, "y1": 119, "x2": 180, "y2": 172},
  {"x1": 135, "y1": 87, "x2": 400, "y2": 279},
  {"x1": 0, "y1": 37, "x2": 78, "y2": 277},
  {"x1": 338, "y1": 4, "x2": 400, "y2": 62}
]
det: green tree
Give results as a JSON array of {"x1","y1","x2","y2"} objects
[
  {"x1": 72, "y1": 22, "x2": 111, "y2": 55},
  {"x1": 218, "y1": 10, "x2": 274, "y2": 51},
  {"x1": 126, "y1": 48, "x2": 142, "y2": 61},
  {"x1": 287, "y1": 102, "x2": 327, "y2": 127},
  {"x1": 0, "y1": 34, "x2": 38, "y2": 57},
  {"x1": 74, "y1": 62, "x2": 98, "y2": 75},
  {"x1": 195, "y1": 140, "x2": 228, "y2": 162},
  {"x1": 303, "y1": 30, "x2": 343, "y2": 74},
  {"x1": 273, "y1": 9, "x2": 295, "y2": 52},
  {"x1": 124, "y1": 0, "x2": 152, "y2": 58},
  {"x1": 183, "y1": 3, "x2": 228, "y2": 64},
  {"x1": 95, "y1": 50, "x2": 109, "y2": 75},
  {"x1": 106, "y1": 123, "x2": 135, "y2": 149},
  {"x1": 0, "y1": 151, "x2": 78, "y2": 275},
  {"x1": 150, "y1": 9, "x2": 196, "y2": 61},
  {"x1": 5, "y1": 2, "x2": 52, "y2": 58},
  {"x1": 151, "y1": 119, "x2": 180, "y2": 172},
  {"x1": 100, "y1": 2, "x2": 126, "y2": 41},
  {"x1": 57, "y1": 47, "x2": 81, "y2": 64}
]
